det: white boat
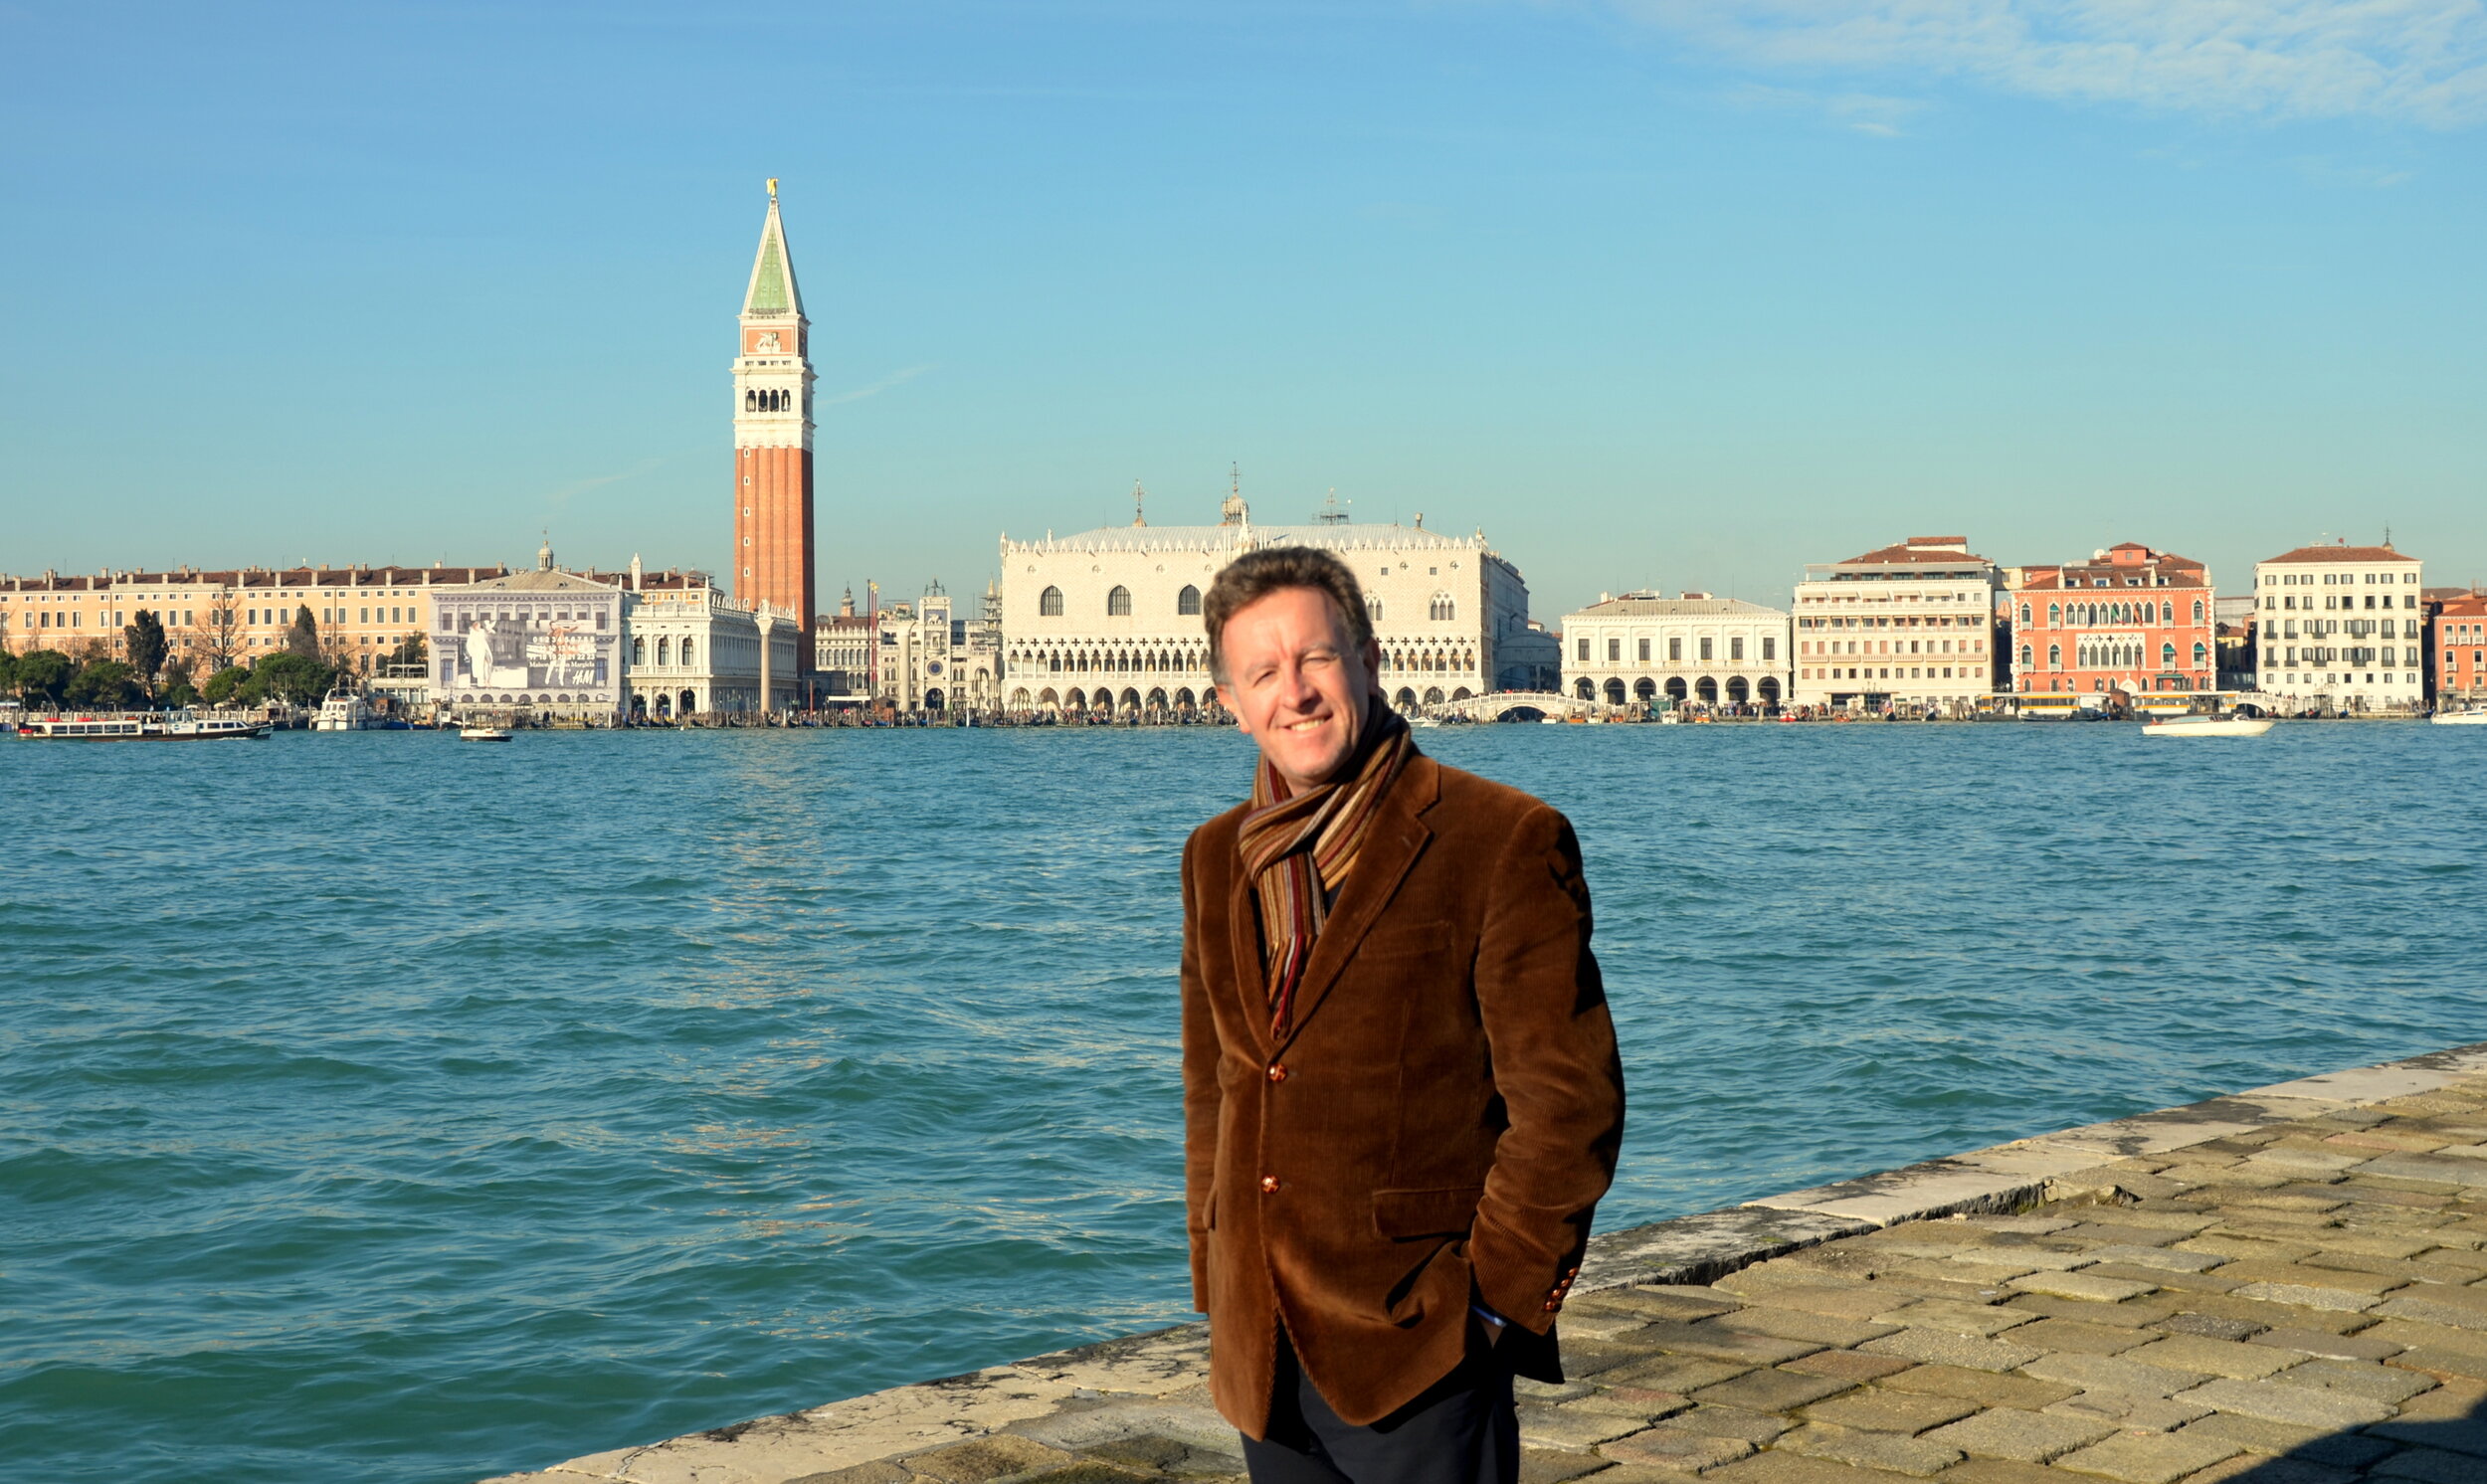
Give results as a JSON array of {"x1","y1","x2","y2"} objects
[
  {"x1": 16, "y1": 709, "x2": 271, "y2": 741},
  {"x1": 459, "y1": 725, "x2": 513, "y2": 742},
  {"x1": 2433, "y1": 708, "x2": 2487, "y2": 726},
  {"x1": 2143, "y1": 714, "x2": 2275, "y2": 738},
  {"x1": 312, "y1": 688, "x2": 375, "y2": 731}
]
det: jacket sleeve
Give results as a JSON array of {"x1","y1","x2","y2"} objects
[
  {"x1": 1465, "y1": 804, "x2": 1626, "y2": 1334},
  {"x1": 1179, "y1": 831, "x2": 1224, "y2": 1314}
]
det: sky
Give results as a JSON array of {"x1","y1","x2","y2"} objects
[{"x1": 3, "y1": 0, "x2": 2483, "y2": 620}]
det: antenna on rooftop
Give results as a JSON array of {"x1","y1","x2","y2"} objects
[{"x1": 1315, "y1": 487, "x2": 1349, "y2": 524}]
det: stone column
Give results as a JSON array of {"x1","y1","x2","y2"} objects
[{"x1": 757, "y1": 613, "x2": 777, "y2": 718}]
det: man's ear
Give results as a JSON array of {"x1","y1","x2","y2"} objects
[{"x1": 1215, "y1": 684, "x2": 1248, "y2": 734}]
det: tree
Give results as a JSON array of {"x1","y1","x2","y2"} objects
[
  {"x1": 190, "y1": 592, "x2": 243, "y2": 672},
  {"x1": 286, "y1": 604, "x2": 320, "y2": 659},
  {"x1": 14, "y1": 649, "x2": 73, "y2": 706},
  {"x1": 202, "y1": 665, "x2": 249, "y2": 705},
  {"x1": 382, "y1": 632, "x2": 428, "y2": 670},
  {"x1": 241, "y1": 650, "x2": 332, "y2": 708},
  {"x1": 65, "y1": 659, "x2": 141, "y2": 709},
  {"x1": 125, "y1": 610, "x2": 169, "y2": 700}
]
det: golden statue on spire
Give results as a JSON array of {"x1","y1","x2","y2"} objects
[{"x1": 767, "y1": 177, "x2": 779, "y2": 199}]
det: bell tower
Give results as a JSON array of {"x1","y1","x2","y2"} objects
[{"x1": 733, "y1": 178, "x2": 817, "y2": 666}]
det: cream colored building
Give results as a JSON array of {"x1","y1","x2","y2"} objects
[
  {"x1": 875, "y1": 581, "x2": 1001, "y2": 714},
  {"x1": 814, "y1": 587, "x2": 876, "y2": 702},
  {"x1": 434, "y1": 558, "x2": 627, "y2": 723},
  {"x1": 624, "y1": 571, "x2": 801, "y2": 719},
  {"x1": 2252, "y1": 542, "x2": 2424, "y2": 711},
  {"x1": 1792, "y1": 536, "x2": 2002, "y2": 712},
  {"x1": 1000, "y1": 490, "x2": 1529, "y2": 716},
  {"x1": 1560, "y1": 593, "x2": 1792, "y2": 710}
]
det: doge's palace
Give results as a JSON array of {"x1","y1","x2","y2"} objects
[{"x1": 1000, "y1": 487, "x2": 1529, "y2": 716}]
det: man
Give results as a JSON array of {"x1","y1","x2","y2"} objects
[{"x1": 1183, "y1": 546, "x2": 1626, "y2": 1484}]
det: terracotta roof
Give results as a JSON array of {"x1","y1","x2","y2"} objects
[
  {"x1": 1838, "y1": 541, "x2": 1992, "y2": 566},
  {"x1": 2435, "y1": 595, "x2": 2487, "y2": 618},
  {"x1": 2262, "y1": 544, "x2": 2416, "y2": 564}
]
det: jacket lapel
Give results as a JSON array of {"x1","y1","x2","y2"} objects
[
  {"x1": 1228, "y1": 864, "x2": 1273, "y2": 1055},
  {"x1": 1270, "y1": 754, "x2": 1438, "y2": 1054}
]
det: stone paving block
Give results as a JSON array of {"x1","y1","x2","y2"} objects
[
  {"x1": 1916, "y1": 1406, "x2": 2115, "y2": 1462},
  {"x1": 1602, "y1": 1287, "x2": 1748, "y2": 1320},
  {"x1": 1970, "y1": 1216, "x2": 2081, "y2": 1235},
  {"x1": 1571, "y1": 1340, "x2": 1663, "y2": 1378},
  {"x1": 2211, "y1": 1258, "x2": 2406, "y2": 1295},
  {"x1": 1599, "y1": 1426, "x2": 1755, "y2": 1472},
  {"x1": 2225, "y1": 1281, "x2": 2386, "y2": 1313},
  {"x1": 1708, "y1": 1307, "x2": 1900, "y2": 1349},
  {"x1": 2006, "y1": 1318, "x2": 2155, "y2": 1355},
  {"x1": 2377, "y1": 1372, "x2": 2487, "y2": 1425},
  {"x1": 2019, "y1": 1352, "x2": 2213, "y2": 1399},
  {"x1": 2167, "y1": 1409, "x2": 2323, "y2": 1456},
  {"x1": 2160, "y1": 1292, "x2": 2373, "y2": 1334},
  {"x1": 2079, "y1": 1264, "x2": 2238, "y2": 1297},
  {"x1": 2050, "y1": 1428, "x2": 2242, "y2": 1484},
  {"x1": 1876, "y1": 1364, "x2": 2077, "y2": 1409},
  {"x1": 1523, "y1": 1406, "x2": 1656, "y2": 1449},
  {"x1": 1868, "y1": 1273, "x2": 2020, "y2": 1306},
  {"x1": 1519, "y1": 1447, "x2": 1618, "y2": 1484},
  {"x1": 2374, "y1": 1283, "x2": 2487, "y2": 1330},
  {"x1": 2059, "y1": 1219, "x2": 2204, "y2": 1243},
  {"x1": 2362, "y1": 1155, "x2": 2487, "y2": 1188},
  {"x1": 2039, "y1": 1391, "x2": 2212, "y2": 1431},
  {"x1": 1631, "y1": 1320, "x2": 1824, "y2": 1365},
  {"x1": 1075, "y1": 1433, "x2": 1245, "y2": 1476},
  {"x1": 1751, "y1": 1285, "x2": 1917, "y2": 1322},
  {"x1": 2368, "y1": 1316, "x2": 2487, "y2": 1359},
  {"x1": 2269, "y1": 1354, "x2": 2436, "y2": 1403},
  {"x1": 1569, "y1": 1390, "x2": 1695, "y2": 1421},
  {"x1": 2392, "y1": 1346, "x2": 2487, "y2": 1382},
  {"x1": 2082, "y1": 1245, "x2": 2227, "y2": 1273},
  {"x1": 2309, "y1": 1229, "x2": 2444, "y2": 1259},
  {"x1": 906, "y1": 1436, "x2": 1079, "y2": 1483},
  {"x1": 1519, "y1": 1380, "x2": 1602, "y2": 1401},
  {"x1": 1893, "y1": 1258, "x2": 2038, "y2": 1288},
  {"x1": 2171, "y1": 1376, "x2": 2394, "y2": 1428},
  {"x1": 1858, "y1": 1328, "x2": 2043, "y2": 1375},
  {"x1": 2369, "y1": 1410, "x2": 2487, "y2": 1461},
  {"x1": 1781, "y1": 1350, "x2": 1917, "y2": 1384},
  {"x1": 2303, "y1": 1250, "x2": 2485, "y2": 1287},
  {"x1": 1672, "y1": 1406, "x2": 1795, "y2": 1444},
  {"x1": 2004, "y1": 1295, "x2": 2180, "y2": 1327},
  {"x1": 1774, "y1": 1422, "x2": 1961, "y2": 1477},
  {"x1": 2177, "y1": 1234, "x2": 2320, "y2": 1264},
  {"x1": 2243, "y1": 1324, "x2": 2400, "y2": 1360},
  {"x1": 1703, "y1": 1453, "x2": 1926, "y2": 1484},
  {"x1": 2371, "y1": 1446, "x2": 2487, "y2": 1482},
  {"x1": 2115, "y1": 1335, "x2": 2304, "y2": 1380},
  {"x1": 1958, "y1": 1245, "x2": 2096, "y2": 1272},
  {"x1": 1869, "y1": 1300, "x2": 2037, "y2": 1338},
  {"x1": 2010, "y1": 1271, "x2": 2161, "y2": 1303},
  {"x1": 1563, "y1": 1309, "x2": 1664, "y2": 1341},
  {"x1": 1799, "y1": 1390, "x2": 1979, "y2": 1435},
  {"x1": 2170, "y1": 1455, "x2": 2356, "y2": 1484},
  {"x1": 1603, "y1": 1356, "x2": 1758, "y2": 1394},
  {"x1": 2150, "y1": 1314, "x2": 2263, "y2": 1343},
  {"x1": 1933, "y1": 1462, "x2": 2072, "y2": 1484},
  {"x1": 1689, "y1": 1369, "x2": 1858, "y2": 1414}
]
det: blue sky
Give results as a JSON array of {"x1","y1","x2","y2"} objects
[{"x1": 3, "y1": 1, "x2": 2482, "y2": 618}]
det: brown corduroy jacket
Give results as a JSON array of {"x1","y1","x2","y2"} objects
[{"x1": 1181, "y1": 749, "x2": 1626, "y2": 1437}]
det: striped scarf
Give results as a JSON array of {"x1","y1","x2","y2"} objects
[{"x1": 1237, "y1": 699, "x2": 1415, "y2": 1041}]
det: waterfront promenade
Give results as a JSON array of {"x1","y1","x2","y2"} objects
[{"x1": 486, "y1": 1042, "x2": 2487, "y2": 1484}]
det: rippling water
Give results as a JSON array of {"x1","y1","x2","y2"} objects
[{"x1": 4, "y1": 722, "x2": 2481, "y2": 1482}]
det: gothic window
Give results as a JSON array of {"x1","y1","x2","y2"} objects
[
  {"x1": 2161, "y1": 642, "x2": 2177, "y2": 669},
  {"x1": 1178, "y1": 585, "x2": 1201, "y2": 616},
  {"x1": 1366, "y1": 593, "x2": 1382, "y2": 623},
  {"x1": 1107, "y1": 585, "x2": 1131, "y2": 617},
  {"x1": 2192, "y1": 600, "x2": 2205, "y2": 624},
  {"x1": 2018, "y1": 603, "x2": 2031, "y2": 626},
  {"x1": 2048, "y1": 603, "x2": 2060, "y2": 626},
  {"x1": 2193, "y1": 642, "x2": 2207, "y2": 667},
  {"x1": 2048, "y1": 644, "x2": 2061, "y2": 669},
  {"x1": 744, "y1": 390, "x2": 756, "y2": 411},
  {"x1": 2020, "y1": 644, "x2": 2032, "y2": 669},
  {"x1": 1041, "y1": 586, "x2": 1064, "y2": 617},
  {"x1": 1430, "y1": 593, "x2": 1454, "y2": 622}
]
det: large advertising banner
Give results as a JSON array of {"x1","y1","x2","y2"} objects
[{"x1": 451, "y1": 607, "x2": 613, "y2": 691}]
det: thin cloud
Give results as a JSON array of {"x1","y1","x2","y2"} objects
[
  {"x1": 1612, "y1": 1, "x2": 2487, "y2": 127},
  {"x1": 1726, "y1": 80, "x2": 1932, "y2": 133},
  {"x1": 545, "y1": 462, "x2": 659, "y2": 507},
  {"x1": 819, "y1": 364, "x2": 935, "y2": 407}
]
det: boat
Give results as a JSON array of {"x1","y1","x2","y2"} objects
[
  {"x1": 2433, "y1": 708, "x2": 2487, "y2": 726},
  {"x1": 459, "y1": 725, "x2": 513, "y2": 742},
  {"x1": 312, "y1": 688, "x2": 375, "y2": 731},
  {"x1": 2143, "y1": 713, "x2": 2275, "y2": 738},
  {"x1": 16, "y1": 709, "x2": 272, "y2": 741}
]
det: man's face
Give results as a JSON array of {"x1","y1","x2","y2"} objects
[{"x1": 1215, "y1": 586, "x2": 1383, "y2": 793}]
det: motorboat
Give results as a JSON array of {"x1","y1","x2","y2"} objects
[
  {"x1": 459, "y1": 725, "x2": 513, "y2": 742},
  {"x1": 312, "y1": 688, "x2": 375, "y2": 731},
  {"x1": 16, "y1": 709, "x2": 271, "y2": 741},
  {"x1": 2143, "y1": 713, "x2": 2275, "y2": 738},
  {"x1": 2433, "y1": 708, "x2": 2487, "y2": 726}
]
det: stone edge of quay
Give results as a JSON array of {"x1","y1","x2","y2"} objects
[{"x1": 478, "y1": 1038, "x2": 2487, "y2": 1483}]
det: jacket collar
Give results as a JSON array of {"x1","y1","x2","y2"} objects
[{"x1": 1227, "y1": 750, "x2": 1441, "y2": 1055}]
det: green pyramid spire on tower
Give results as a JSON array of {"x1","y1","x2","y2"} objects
[{"x1": 742, "y1": 183, "x2": 803, "y2": 318}]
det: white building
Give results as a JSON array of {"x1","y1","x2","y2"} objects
[
  {"x1": 2252, "y1": 542, "x2": 2425, "y2": 711},
  {"x1": 623, "y1": 569, "x2": 801, "y2": 719},
  {"x1": 999, "y1": 488, "x2": 1529, "y2": 716},
  {"x1": 1560, "y1": 593, "x2": 1792, "y2": 710},
  {"x1": 876, "y1": 581, "x2": 1001, "y2": 714},
  {"x1": 1792, "y1": 536, "x2": 2001, "y2": 713},
  {"x1": 433, "y1": 548, "x2": 626, "y2": 723},
  {"x1": 814, "y1": 587, "x2": 875, "y2": 703}
]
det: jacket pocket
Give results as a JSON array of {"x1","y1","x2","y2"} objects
[{"x1": 1372, "y1": 1185, "x2": 1486, "y2": 1240}]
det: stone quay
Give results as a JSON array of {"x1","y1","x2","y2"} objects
[{"x1": 485, "y1": 1043, "x2": 2487, "y2": 1484}]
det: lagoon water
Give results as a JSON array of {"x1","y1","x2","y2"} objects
[{"x1": 4, "y1": 721, "x2": 2482, "y2": 1483}]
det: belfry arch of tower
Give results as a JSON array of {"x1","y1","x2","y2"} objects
[{"x1": 732, "y1": 177, "x2": 818, "y2": 690}]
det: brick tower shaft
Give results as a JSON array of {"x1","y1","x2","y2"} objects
[{"x1": 732, "y1": 180, "x2": 816, "y2": 667}]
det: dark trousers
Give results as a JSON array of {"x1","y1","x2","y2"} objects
[{"x1": 1242, "y1": 1327, "x2": 1518, "y2": 1484}]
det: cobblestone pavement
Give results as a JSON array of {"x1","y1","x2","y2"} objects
[{"x1": 486, "y1": 1047, "x2": 2487, "y2": 1484}]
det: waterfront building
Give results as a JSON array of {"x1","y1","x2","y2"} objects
[
  {"x1": 1495, "y1": 620, "x2": 1562, "y2": 692},
  {"x1": 432, "y1": 546, "x2": 627, "y2": 722},
  {"x1": 731, "y1": 180, "x2": 818, "y2": 674},
  {"x1": 998, "y1": 487, "x2": 1528, "y2": 716},
  {"x1": 2009, "y1": 543, "x2": 2217, "y2": 700},
  {"x1": 875, "y1": 581, "x2": 1000, "y2": 714},
  {"x1": 1791, "y1": 536, "x2": 2000, "y2": 712},
  {"x1": 814, "y1": 587, "x2": 875, "y2": 702},
  {"x1": 0, "y1": 563, "x2": 509, "y2": 674},
  {"x1": 1558, "y1": 592, "x2": 1790, "y2": 709},
  {"x1": 623, "y1": 567, "x2": 801, "y2": 719},
  {"x1": 2431, "y1": 591, "x2": 2487, "y2": 705},
  {"x1": 2252, "y1": 542, "x2": 2424, "y2": 711}
]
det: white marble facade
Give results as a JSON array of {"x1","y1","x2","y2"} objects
[
  {"x1": 999, "y1": 498, "x2": 1529, "y2": 715},
  {"x1": 623, "y1": 581, "x2": 800, "y2": 718},
  {"x1": 1559, "y1": 593, "x2": 1792, "y2": 709}
]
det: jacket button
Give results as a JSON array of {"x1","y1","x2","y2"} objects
[
  {"x1": 1259, "y1": 1176, "x2": 1280, "y2": 1194},
  {"x1": 1267, "y1": 1063, "x2": 1287, "y2": 1083},
  {"x1": 1543, "y1": 1299, "x2": 1561, "y2": 1313}
]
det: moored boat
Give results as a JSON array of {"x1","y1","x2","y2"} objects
[
  {"x1": 312, "y1": 688, "x2": 376, "y2": 731},
  {"x1": 16, "y1": 709, "x2": 272, "y2": 741},
  {"x1": 2143, "y1": 713, "x2": 2275, "y2": 738},
  {"x1": 2432, "y1": 707, "x2": 2487, "y2": 726},
  {"x1": 458, "y1": 725, "x2": 513, "y2": 742}
]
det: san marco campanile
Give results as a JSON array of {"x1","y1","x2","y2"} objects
[{"x1": 732, "y1": 179, "x2": 817, "y2": 667}]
